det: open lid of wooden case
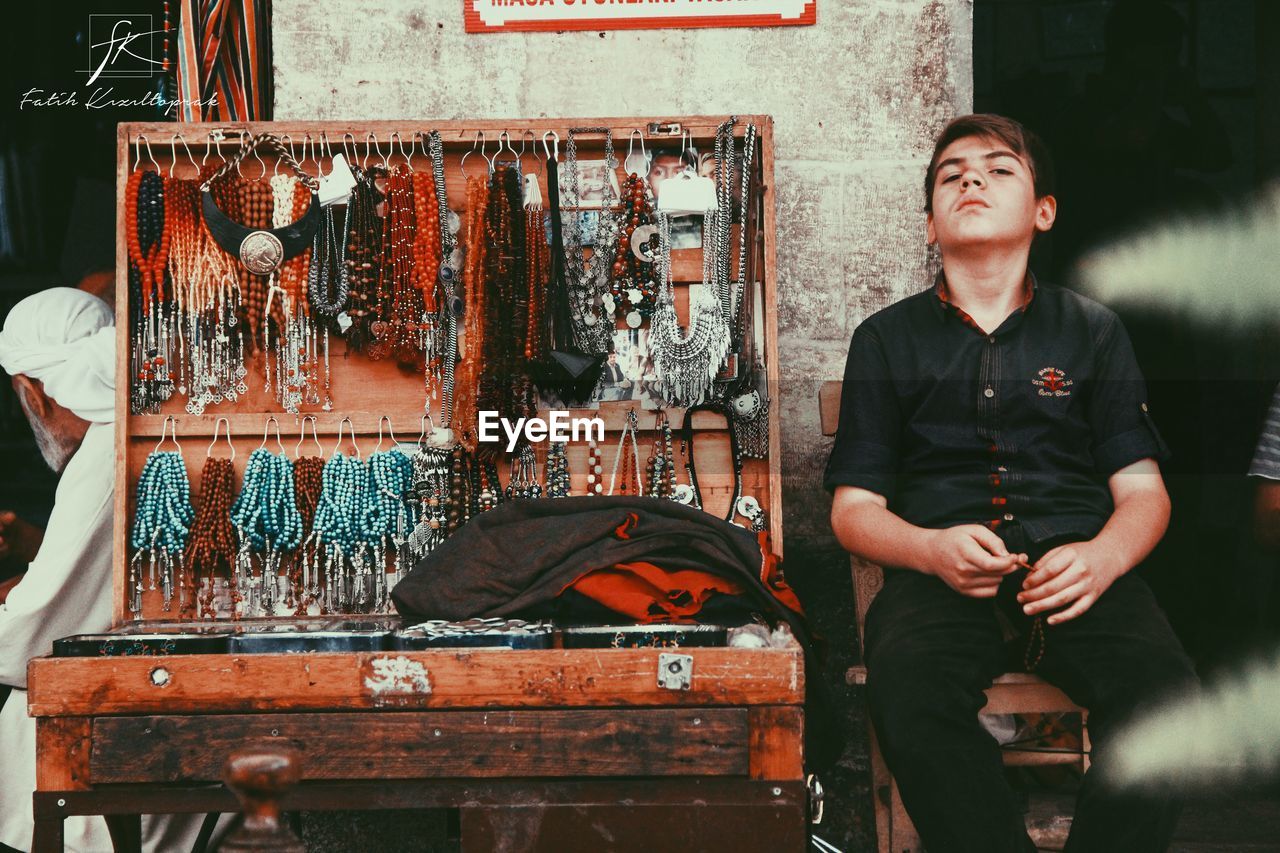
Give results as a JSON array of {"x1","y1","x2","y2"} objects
[{"x1": 113, "y1": 117, "x2": 781, "y2": 627}]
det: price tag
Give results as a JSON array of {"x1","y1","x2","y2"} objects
[{"x1": 319, "y1": 153, "x2": 357, "y2": 207}]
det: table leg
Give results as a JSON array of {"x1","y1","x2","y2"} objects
[
  {"x1": 104, "y1": 814, "x2": 141, "y2": 853},
  {"x1": 31, "y1": 814, "x2": 63, "y2": 853}
]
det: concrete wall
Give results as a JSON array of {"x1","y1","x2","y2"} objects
[{"x1": 274, "y1": 0, "x2": 974, "y2": 546}]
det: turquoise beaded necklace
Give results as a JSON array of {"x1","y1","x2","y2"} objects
[
  {"x1": 363, "y1": 446, "x2": 414, "y2": 610},
  {"x1": 230, "y1": 421, "x2": 304, "y2": 615},
  {"x1": 129, "y1": 417, "x2": 194, "y2": 614}
]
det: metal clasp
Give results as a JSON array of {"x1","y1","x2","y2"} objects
[
  {"x1": 646, "y1": 122, "x2": 683, "y2": 137},
  {"x1": 657, "y1": 652, "x2": 693, "y2": 690}
]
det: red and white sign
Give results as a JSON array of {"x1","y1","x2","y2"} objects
[{"x1": 464, "y1": 0, "x2": 817, "y2": 34}]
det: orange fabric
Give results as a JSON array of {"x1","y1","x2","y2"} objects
[
  {"x1": 566, "y1": 561, "x2": 745, "y2": 623},
  {"x1": 756, "y1": 531, "x2": 804, "y2": 614},
  {"x1": 613, "y1": 512, "x2": 639, "y2": 540}
]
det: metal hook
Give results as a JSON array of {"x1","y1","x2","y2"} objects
[
  {"x1": 519, "y1": 130, "x2": 540, "y2": 177},
  {"x1": 416, "y1": 413, "x2": 436, "y2": 448},
  {"x1": 460, "y1": 131, "x2": 487, "y2": 180},
  {"x1": 374, "y1": 415, "x2": 399, "y2": 454},
  {"x1": 206, "y1": 417, "x2": 236, "y2": 460},
  {"x1": 541, "y1": 130, "x2": 560, "y2": 162},
  {"x1": 625, "y1": 129, "x2": 649, "y2": 174},
  {"x1": 251, "y1": 137, "x2": 267, "y2": 180},
  {"x1": 168, "y1": 134, "x2": 183, "y2": 179},
  {"x1": 153, "y1": 415, "x2": 181, "y2": 452},
  {"x1": 342, "y1": 132, "x2": 357, "y2": 166},
  {"x1": 134, "y1": 134, "x2": 161, "y2": 172},
  {"x1": 497, "y1": 130, "x2": 514, "y2": 162},
  {"x1": 295, "y1": 415, "x2": 323, "y2": 459},
  {"x1": 333, "y1": 416, "x2": 361, "y2": 458},
  {"x1": 680, "y1": 130, "x2": 697, "y2": 168},
  {"x1": 391, "y1": 131, "x2": 412, "y2": 168},
  {"x1": 259, "y1": 415, "x2": 284, "y2": 454},
  {"x1": 274, "y1": 134, "x2": 292, "y2": 176}
]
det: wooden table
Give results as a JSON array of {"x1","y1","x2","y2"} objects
[{"x1": 27, "y1": 646, "x2": 807, "y2": 852}]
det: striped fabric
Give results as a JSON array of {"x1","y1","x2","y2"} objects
[
  {"x1": 176, "y1": 0, "x2": 273, "y2": 121},
  {"x1": 1251, "y1": 383, "x2": 1280, "y2": 480}
]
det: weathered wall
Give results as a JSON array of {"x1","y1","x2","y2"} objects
[
  {"x1": 274, "y1": 1, "x2": 971, "y2": 846},
  {"x1": 274, "y1": 0, "x2": 974, "y2": 544}
]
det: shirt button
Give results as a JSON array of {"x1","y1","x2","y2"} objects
[
  {"x1": 983, "y1": 387, "x2": 995, "y2": 398},
  {"x1": 988, "y1": 335, "x2": 996, "y2": 344},
  {"x1": 1003, "y1": 513, "x2": 1015, "y2": 522}
]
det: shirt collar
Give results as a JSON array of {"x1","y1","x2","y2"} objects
[{"x1": 932, "y1": 270, "x2": 1038, "y2": 334}]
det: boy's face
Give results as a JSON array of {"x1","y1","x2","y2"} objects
[{"x1": 926, "y1": 135, "x2": 1055, "y2": 253}]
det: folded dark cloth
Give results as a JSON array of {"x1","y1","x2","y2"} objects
[{"x1": 392, "y1": 495, "x2": 845, "y2": 770}]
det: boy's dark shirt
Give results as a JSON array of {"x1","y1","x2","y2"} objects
[{"x1": 823, "y1": 275, "x2": 1169, "y2": 545}]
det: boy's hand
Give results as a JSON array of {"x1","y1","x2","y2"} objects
[
  {"x1": 1019, "y1": 542, "x2": 1119, "y2": 625},
  {"x1": 923, "y1": 525, "x2": 1025, "y2": 599}
]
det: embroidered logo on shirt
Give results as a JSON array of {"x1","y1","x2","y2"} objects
[{"x1": 1033, "y1": 367, "x2": 1074, "y2": 397}]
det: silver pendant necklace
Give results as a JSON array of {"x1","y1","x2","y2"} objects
[{"x1": 649, "y1": 212, "x2": 731, "y2": 407}]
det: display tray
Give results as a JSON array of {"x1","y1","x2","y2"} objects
[
  {"x1": 51, "y1": 633, "x2": 232, "y2": 657},
  {"x1": 47, "y1": 619, "x2": 741, "y2": 655},
  {"x1": 393, "y1": 619, "x2": 554, "y2": 650},
  {"x1": 560, "y1": 623, "x2": 728, "y2": 649}
]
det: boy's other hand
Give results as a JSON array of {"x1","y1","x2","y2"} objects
[
  {"x1": 924, "y1": 525, "x2": 1024, "y2": 598},
  {"x1": 1019, "y1": 542, "x2": 1119, "y2": 625}
]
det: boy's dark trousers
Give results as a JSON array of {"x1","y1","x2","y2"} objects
[{"x1": 863, "y1": 524, "x2": 1199, "y2": 853}]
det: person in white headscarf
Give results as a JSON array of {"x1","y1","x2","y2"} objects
[{"x1": 0, "y1": 288, "x2": 210, "y2": 853}]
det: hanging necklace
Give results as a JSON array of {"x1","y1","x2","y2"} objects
[
  {"x1": 607, "y1": 172, "x2": 658, "y2": 329},
  {"x1": 407, "y1": 441, "x2": 452, "y2": 558},
  {"x1": 427, "y1": 131, "x2": 458, "y2": 437},
  {"x1": 505, "y1": 444, "x2": 543, "y2": 500},
  {"x1": 679, "y1": 403, "x2": 744, "y2": 522},
  {"x1": 649, "y1": 212, "x2": 731, "y2": 407},
  {"x1": 645, "y1": 410, "x2": 677, "y2": 499},
  {"x1": 129, "y1": 420, "x2": 193, "y2": 614},
  {"x1": 127, "y1": 168, "x2": 177, "y2": 414},
  {"x1": 562, "y1": 128, "x2": 619, "y2": 354},
  {"x1": 188, "y1": 434, "x2": 238, "y2": 620},
  {"x1": 200, "y1": 133, "x2": 320, "y2": 276},
  {"x1": 545, "y1": 440, "x2": 571, "y2": 498},
  {"x1": 607, "y1": 409, "x2": 642, "y2": 496}
]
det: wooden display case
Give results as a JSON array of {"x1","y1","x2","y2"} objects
[{"x1": 25, "y1": 117, "x2": 808, "y2": 852}]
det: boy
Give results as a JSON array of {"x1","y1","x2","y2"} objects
[{"x1": 825, "y1": 114, "x2": 1197, "y2": 852}]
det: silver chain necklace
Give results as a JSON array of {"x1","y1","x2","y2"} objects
[{"x1": 562, "y1": 128, "x2": 619, "y2": 354}]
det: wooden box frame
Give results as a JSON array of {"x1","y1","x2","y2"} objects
[{"x1": 26, "y1": 116, "x2": 807, "y2": 853}]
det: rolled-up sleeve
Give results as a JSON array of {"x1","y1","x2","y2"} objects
[
  {"x1": 1087, "y1": 315, "x2": 1171, "y2": 475},
  {"x1": 823, "y1": 325, "x2": 901, "y2": 498}
]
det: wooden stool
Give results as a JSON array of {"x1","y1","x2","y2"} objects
[{"x1": 819, "y1": 380, "x2": 1088, "y2": 853}]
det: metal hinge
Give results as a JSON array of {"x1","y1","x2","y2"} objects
[
  {"x1": 646, "y1": 122, "x2": 683, "y2": 137},
  {"x1": 656, "y1": 652, "x2": 693, "y2": 690}
]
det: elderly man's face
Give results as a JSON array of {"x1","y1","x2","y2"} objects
[{"x1": 13, "y1": 376, "x2": 77, "y2": 474}]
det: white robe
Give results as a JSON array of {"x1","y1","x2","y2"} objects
[{"x1": 0, "y1": 423, "x2": 209, "y2": 853}]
